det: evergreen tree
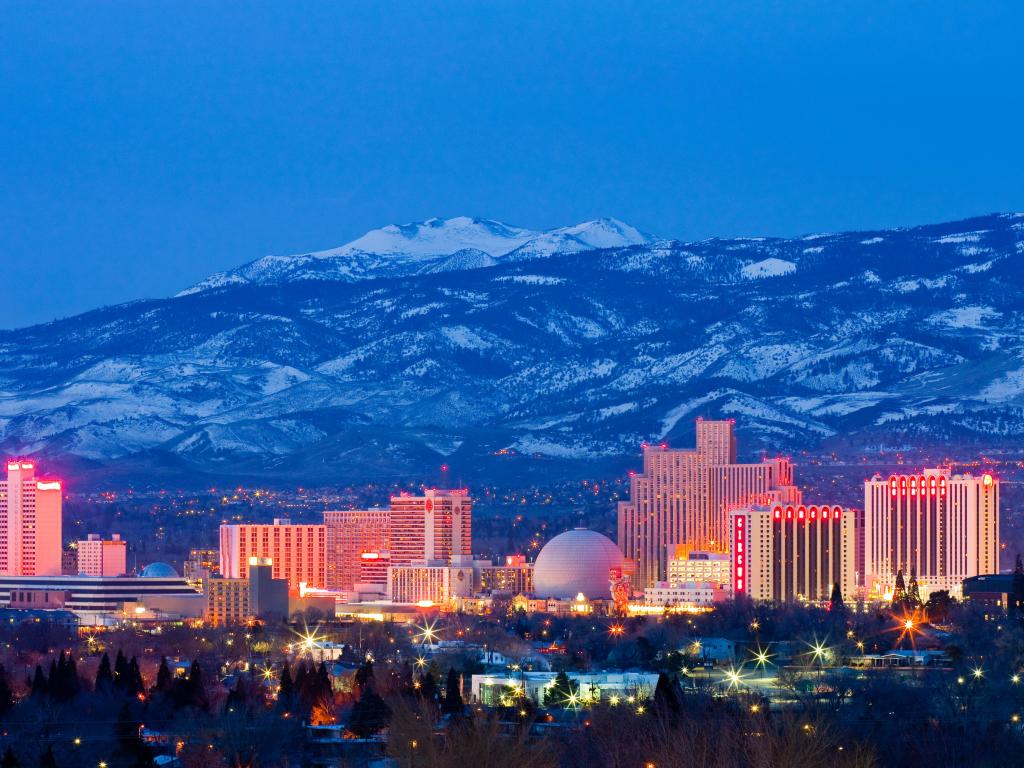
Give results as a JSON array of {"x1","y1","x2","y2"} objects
[
  {"x1": 347, "y1": 683, "x2": 391, "y2": 738},
  {"x1": 653, "y1": 672, "x2": 681, "y2": 715},
  {"x1": 113, "y1": 650, "x2": 129, "y2": 691},
  {"x1": 186, "y1": 660, "x2": 207, "y2": 710},
  {"x1": 441, "y1": 668, "x2": 463, "y2": 716},
  {"x1": 30, "y1": 665, "x2": 48, "y2": 699},
  {"x1": 38, "y1": 746, "x2": 57, "y2": 768},
  {"x1": 316, "y1": 662, "x2": 332, "y2": 702},
  {"x1": 0, "y1": 746, "x2": 18, "y2": 768},
  {"x1": 417, "y1": 671, "x2": 438, "y2": 702},
  {"x1": 891, "y1": 569, "x2": 908, "y2": 610},
  {"x1": 95, "y1": 653, "x2": 114, "y2": 695},
  {"x1": 353, "y1": 660, "x2": 374, "y2": 695},
  {"x1": 154, "y1": 657, "x2": 172, "y2": 694},
  {"x1": 829, "y1": 582, "x2": 846, "y2": 613},
  {"x1": 127, "y1": 657, "x2": 144, "y2": 697},
  {"x1": 276, "y1": 664, "x2": 294, "y2": 712},
  {"x1": 908, "y1": 569, "x2": 922, "y2": 608},
  {"x1": 0, "y1": 666, "x2": 14, "y2": 717},
  {"x1": 545, "y1": 671, "x2": 579, "y2": 708}
]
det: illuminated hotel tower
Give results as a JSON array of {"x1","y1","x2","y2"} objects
[
  {"x1": 388, "y1": 489, "x2": 472, "y2": 565},
  {"x1": 323, "y1": 508, "x2": 391, "y2": 592},
  {"x1": 729, "y1": 504, "x2": 856, "y2": 603},
  {"x1": 618, "y1": 419, "x2": 801, "y2": 588},
  {"x1": 864, "y1": 469, "x2": 999, "y2": 597},
  {"x1": 0, "y1": 459, "x2": 63, "y2": 577},
  {"x1": 219, "y1": 519, "x2": 327, "y2": 591}
]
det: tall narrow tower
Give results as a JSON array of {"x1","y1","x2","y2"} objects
[{"x1": 0, "y1": 459, "x2": 63, "y2": 576}]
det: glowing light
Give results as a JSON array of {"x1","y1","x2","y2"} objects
[
  {"x1": 36, "y1": 481, "x2": 62, "y2": 491},
  {"x1": 609, "y1": 624, "x2": 625, "y2": 637},
  {"x1": 414, "y1": 618, "x2": 441, "y2": 645},
  {"x1": 414, "y1": 655, "x2": 428, "y2": 669},
  {"x1": 635, "y1": 705, "x2": 645, "y2": 715},
  {"x1": 752, "y1": 646, "x2": 773, "y2": 670},
  {"x1": 724, "y1": 665, "x2": 749, "y2": 690},
  {"x1": 1013, "y1": 674, "x2": 1021, "y2": 685},
  {"x1": 983, "y1": 473, "x2": 994, "y2": 486},
  {"x1": 608, "y1": 695, "x2": 620, "y2": 706},
  {"x1": 416, "y1": 600, "x2": 435, "y2": 608},
  {"x1": 972, "y1": 667, "x2": 984, "y2": 680}
]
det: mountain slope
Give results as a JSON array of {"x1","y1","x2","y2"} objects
[{"x1": 2, "y1": 212, "x2": 1023, "y2": 485}]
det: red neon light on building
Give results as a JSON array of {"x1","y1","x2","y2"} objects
[
  {"x1": 833, "y1": 505, "x2": 842, "y2": 518},
  {"x1": 889, "y1": 476, "x2": 898, "y2": 496},
  {"x1": 35, "y1": 481, "x2": 61, "y2": 491},
  {"x1": 983, "y1": 473, "x2": 994, "y2": 486},
  {"x1": 734, "y1": 515, "x2": 746, "y2": 594},
  {"x1": 899, "y1": 476, "x2": 907, "y2": 495},
  {"x1": 773, "y1": 506, "x2": 782, "y2": 520}
]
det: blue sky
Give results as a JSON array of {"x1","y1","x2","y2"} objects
[{"x1": 1, "y1": 2, "x2": 1022, "y2": 328}]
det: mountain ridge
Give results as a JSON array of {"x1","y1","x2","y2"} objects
[{"x1": 2, "y1": 211, "x2": 1023, "y2": 487}]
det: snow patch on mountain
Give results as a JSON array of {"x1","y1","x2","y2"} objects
[{"x1": 741, "y1": 258, "x2": 797, "y2": 279}]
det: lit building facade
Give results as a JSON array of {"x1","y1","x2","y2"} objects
[
  {"x1": 644, "y1": 581, "x2": 727, "y2": 607},
  {"x1": 387, "y1": 560, "x2": 477, "y2": 605},
  {"x1": 864, "y1": 470, "x2": 999, "y2": 597},
  {"x1": 618, "y1": 420, "x2": 801, "y2": 587},
  {"x1": 184, "y1": 549, "x2": 218, "y2": 585},
  {"x1": 204, "y1": 576, "x2": 250, "y2": 626},
  {"x1": 478, "y1": 555, "x2": 534, "y2": 595},
  {"x1": 323, "y1": 508, "x2": 391, "y2": 592},
  {"x1": 218, "y1": 519, "x2": 327, "y2": 591},
  {"x1": 76, "y1": 534, "x2": 127, "y2": 577},
  {"x1": 667, "y1": 549, "x2": 731, "y2": 588},
  {"x1": 729, "y1": 504, "x2": 856, "y2": 604},
  {"x1": 389, "y1": 490, "x2": 472, "y2": 566},
  {"x1": 0, "y1": 459, "x2": 63, "y2": 577}
]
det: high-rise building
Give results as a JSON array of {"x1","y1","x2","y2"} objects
[
  {"x1": 76, "y1": 534, "x2": 127, "y2": 577},
  {"x1": 729, "y1": 504, "x2": 856, "y2": 603},
  {"x1": 323, "y1": 508, "x2": 391, "y2": 592},
  {"x1": 618, "y1": 420, "x2": 801, "y2": 587},
  {"x1": 219, "y1": 519, "x2": 327, "y2": 591},
  {"x1": 864, "y1": 470, "x2": 999, "y2": 598},
  {"x1": 388, "y1": 489, "x2": 472, "y2": 566},
  {"x1": 0, "y1": 459, "x2": 63, "y2": 577}
]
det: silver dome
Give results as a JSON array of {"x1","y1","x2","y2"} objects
[{"x1": 533, "y1": 528, "x2": 624, "y2": 600}]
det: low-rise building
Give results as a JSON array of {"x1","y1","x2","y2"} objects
[
  {"x1": 471, "y1": 671, "x2": 658, "y2": 706},
  {"x1": 667, "y1": 549, "x2": 731, "y2": 588},
  {"x1": 644, "y1": 581, "x2": 728, "y2": 607}
]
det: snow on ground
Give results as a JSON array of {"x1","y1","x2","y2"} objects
[
  {"x1": 927, "y1": 306, "x2": 1001, "y2": 330},
  {"x1": 741, "y1": 258, "x2": 797, "y2": 279}
]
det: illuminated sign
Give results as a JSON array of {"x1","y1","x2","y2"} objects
[
  {"x1": 36, "y1": 481, "x2": 61, "y2": 491},
  {"x1": 733, "y1": 515, "x2": 746, "y2": 594}
]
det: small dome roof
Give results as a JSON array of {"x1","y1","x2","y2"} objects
[
  {"x1": 533, "y1": 528, "x2": 624, "y2": 600},
  {"x1": 139, "y1": 562, "x2": 179, "y2": 578}
]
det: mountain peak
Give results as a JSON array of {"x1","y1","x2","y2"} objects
[{"x1": 180, "y1": 215, "x2": 652, "y2": 295}]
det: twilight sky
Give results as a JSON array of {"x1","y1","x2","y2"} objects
[{"x1": 1, "y1": 2, "x2": 1022, "y2": 328}]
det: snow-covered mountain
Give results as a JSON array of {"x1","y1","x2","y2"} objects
[
  {"x1": 180, "y1": 216, "x2": 651, "y2": 294},
  {"x1": 2, "y1": 212, "x2": 1024, "y2": 486}
]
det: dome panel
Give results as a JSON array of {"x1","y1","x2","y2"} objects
[{"x1": 533, "y1": 528, "x2": 624, "y2": 600}]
